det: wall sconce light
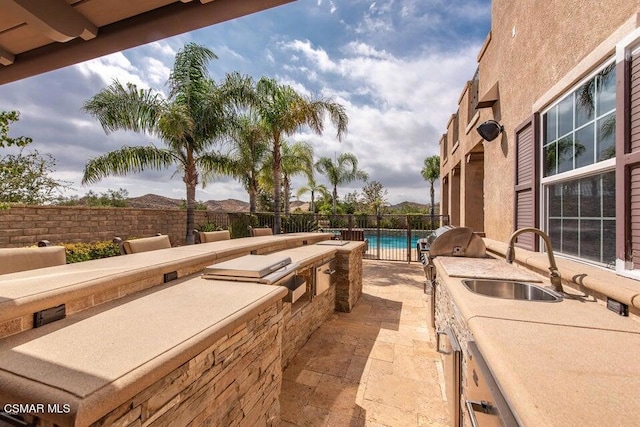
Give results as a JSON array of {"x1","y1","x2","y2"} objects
[{"x1": 476, "y1": 120, "x2": 504, "y2": 142}]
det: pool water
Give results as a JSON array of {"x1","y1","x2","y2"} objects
[{"x1": 364, "y1": 233, "x2": 428, "y2": 250}]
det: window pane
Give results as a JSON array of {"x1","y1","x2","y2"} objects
[
  {"x1": 543, "y1": 171, "x2": 615, "y2": 266},
  {"x1": 557, "y1": 135, "x2": 574, "y2": 173},
  {"x1": 543, "y1": 143, "x2": 557, "y2": 177},
  {"x1": 603, "y1": 220, "x2": 616, "y2": 265},
  {"x1": 549, "y1": 219, "x2": 562, "y2": 252},
  {"x1": 602, "y1": 171, "x2": 615, "y2": 217},
  {"x1": 562, "y1": 181, "x2": 578, "y2": 217},
  {"x1": 543, "y1": 108, "x2": 557, "y2": 144},
  {"x1": 575, "y1": 81, "x2": 594, "y2": 128},
  {"x1": 557, "y1": 96, "x2": 573, "y2": 137},
  {"x1": 580, "y1": 177, "x2": 601, "y2": 217},
  {"x1": 597, "y1": 112, "x2": 615, "y2": 161},
  {"x1": 548, "y1": 184, "x2": 562, "y2": 217},
  {"x1": 579, "y1": 220, "x2": 601, "y2": 261},
  {"x1": 596, "y1": 64, "x2": 616, "y2": 116},
  {"x1": 562, "y1": 219, "x2": 579, "y2": 256},
  {"x1": 575, "y1": 124, "x2": 595, "y2": 169}
]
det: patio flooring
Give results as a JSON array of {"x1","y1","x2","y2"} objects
[{"x1": 280, "y1": 260, "x2": 450, "y2": 427}]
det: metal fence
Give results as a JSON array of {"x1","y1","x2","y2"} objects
[{"x1": 199, "y1": 212, "x2": 449, "y2": 262}]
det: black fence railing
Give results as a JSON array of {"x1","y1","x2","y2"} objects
[{"x1": 198, "y1": 212, "x2": 450, "y2": 262}]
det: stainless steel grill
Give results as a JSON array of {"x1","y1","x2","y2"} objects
[{"x1": 420, "y1": 226, "x2": 486, "y2": 281}]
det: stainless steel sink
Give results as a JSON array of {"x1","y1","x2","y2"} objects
[{"x1": 461, "y1": 279, "x2": 563, "y2": 302}]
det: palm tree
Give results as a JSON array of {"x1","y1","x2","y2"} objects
[
  {"x1": 260, "y1": 140, "x2": 314, "y2": 214},
  {"x1": 225, "y1": 76, "x2": 348, "y2": 233},
  {"x1": 282, "y1": 141, "x2": 314, "y2": 214},
  {"x1": 82, "y1": 43, "x2": 230, "y2": 244},
  {"x1": 315, "y1": 152, "x2": 368, "y2": 216},
  {"x1": 210, "y1": 114, "x2": 270, "y2": 213},
  {"x1": 297, "y1": 174, "x2": 329, "y2": 213},
  {"x1": 421, "y1": 155, "x2": 440, "y2": 228}
]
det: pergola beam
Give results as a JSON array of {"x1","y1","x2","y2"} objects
[
  {"x1": 0, "y1": 0, "x2": 294, "y2": 85},
  {"x1": 0, "y1": 0, "x2": 98, "y2": 43},
  {"x1": 0, "y1": 47, "x2": 15, "y2": 66}
]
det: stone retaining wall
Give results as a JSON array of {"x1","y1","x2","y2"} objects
[
  {"x1": 0, "y1": 205, "x2": 218, "y2": 247},
  {"x1": 90, "y1": 300, "x2": 285, "y2": 427}
]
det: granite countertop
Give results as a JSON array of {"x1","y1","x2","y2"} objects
[{"x1": 433, "y1": 256, "x2": 640, "y2": 427}]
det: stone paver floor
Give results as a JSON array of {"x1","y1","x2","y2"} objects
[{"x1": 280, "y1": 260, "x2": 450, "y2": 427}]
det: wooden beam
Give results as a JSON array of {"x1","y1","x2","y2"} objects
[
  {"x1": 0, "y1": 47, "x2": 15, "y2": 66},
  {"x1": 1, "y1": 0, "x2": 98, "y2": 43},
  {"x1": 0, "y1": 0, "x2": 295, "y2": 85}
]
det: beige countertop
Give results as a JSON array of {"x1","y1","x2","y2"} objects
[
  {"x1": 0, "y1": 237, "x2": 359, "y2": 425},
  {"x1": 0, "y1": 233, "x2": 330, "y2": 324},
  {"x1": 0, "y1": 275, "x2": 287, "y2": 426},
  {"x1": 433, "y1": 257, "x2": 640, "y2": 427}
]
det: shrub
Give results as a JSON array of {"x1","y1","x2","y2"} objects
[
  {"x1": 196, "y1": 221, "x2": 222, "y2": 232},
  {"x1": 63, "y1": 241, "x2": 121, "y2": 263},
  {"x1": 228, "y1": 213, "x2": 258, "y2": 238},
  {"x1": 282, "y1": 214, "x2": 318, "y2": 233}
]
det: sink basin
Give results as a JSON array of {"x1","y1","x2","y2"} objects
[{"x1": 461, "y1": 279, "x2": 562, "y2": 302}]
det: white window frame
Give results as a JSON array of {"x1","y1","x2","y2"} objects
[{"x1": 539, "y1": 59, "x2": 616, "y2": 268}]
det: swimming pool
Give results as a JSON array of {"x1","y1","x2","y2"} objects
[{"x1": 364, "y1": 231, "x2": 430, "y2": 249}]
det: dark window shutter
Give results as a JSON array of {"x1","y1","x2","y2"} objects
[
  {"x1": 618, "y1": 50, "x2": 640, "y2": 268},
  {"x1": 514, "y1": 114, "x2": 540, "y2": 250}
]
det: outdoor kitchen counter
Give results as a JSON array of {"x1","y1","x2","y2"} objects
[
  {"x1": 0, "y1": 274, "x2": 288, "y2": 426},
  {"x1": 433, "y1": 256, "x2": 640, "y2": 427},
  {"x1": 0, "y1": 233, "x2": 330, "y2": 338}
]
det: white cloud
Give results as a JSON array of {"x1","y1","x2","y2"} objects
[
  {"x1": 75, "y1": 52, "x2": 150, "y2": 89},
  {"x1": 144, "y1": 57, "x2": 171, "y2": 86},
  {"x1": 276, "y1": 37, "x2": 479, "y2": 204},
  {"x1": 279, "y1": 40, "x2": 337, "y2": 73}
]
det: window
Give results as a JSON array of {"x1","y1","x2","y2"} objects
[
  {"x1": 541, "y1": 61, "x2": 616, "y2": 266},
  {"x1": 452, "y1": 111, "x2": 459, "y2": 146},
  {"x1": 468, "y1": 68, "x2": 479, "y2": 124}
]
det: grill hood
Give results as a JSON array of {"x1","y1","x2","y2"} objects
[{"x1": 428, "y1": 226, "x2": 486, "y2": 258}]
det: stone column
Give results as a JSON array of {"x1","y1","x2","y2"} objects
[{"x1": 335, "y1": 243, "x2": 365, "y2": 312}]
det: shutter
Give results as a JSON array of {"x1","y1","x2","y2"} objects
[
  {"x1": 514, "y1": 114, "x2": 540, "y2": 250},
  {"x1": 619, "y1": 48, "x2": 640, "y2": 268}
]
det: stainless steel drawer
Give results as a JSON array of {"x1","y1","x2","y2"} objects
[
  {"x1": 436, "y1": 327, "x2": 461, "y2": 427},
  {"x1": 280, "y1": 274, "x2": 307, "y2": 304},
  {"x1": 465, "y1": 341, "x2": 519, "y2": 427},
  {"x1": 315, "y1": 260, "x2": 336, "y2": 296}
]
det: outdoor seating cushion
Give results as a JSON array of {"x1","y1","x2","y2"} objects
[
  {"x1": 251, "y1": 228, "x2": 273, "y2": 237},
  {"x1": 0, "y1": 246, "x2": 66, "y2": 275},
  {"x1": 199, "y1": 230, "x2": 231, "y2": 243},
  {"x1": 123, "y1": 235, "x2": 171, "y2": 254}
]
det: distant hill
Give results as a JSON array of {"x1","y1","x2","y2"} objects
[
  {"x1": 121, "y1": 194, "x2": 430, "y2": 213},
  {"x1": 390, "y1": 201, "x2": 429, "y2": 210}
]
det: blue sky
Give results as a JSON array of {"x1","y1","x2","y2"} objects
[{"x1": 0, "y1": 0, "x2": 491, "y2": 205}]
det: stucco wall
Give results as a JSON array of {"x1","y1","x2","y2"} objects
[{"x1": 441, "y1": 1, "x2": 640, "y2": 242}]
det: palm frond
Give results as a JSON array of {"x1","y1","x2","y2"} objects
[
  {"x1": 82, "y1": 146, "x2": 176, "y2": 184},
  {"x1": 82, "y1": 81, "x2": 164, "y2": 134},
  {"x1": 168, "y1": 43, "x2": 218, "y2": 101},
  {"x1": 421, "y1": 155, "x2": 440, "y2": 183}
]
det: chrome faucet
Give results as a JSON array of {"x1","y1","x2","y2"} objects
[{"x1": 506, "y1": 227, "x2": 563, "y2": 294}]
